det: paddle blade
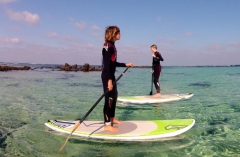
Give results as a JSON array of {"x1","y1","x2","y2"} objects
[{"x1": 59, "y1": 122, "x2": 81, "y2": 152}]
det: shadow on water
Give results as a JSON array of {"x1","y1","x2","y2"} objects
[
  {"x1": 55, "y1": 74, "x2": 77, "y2": 80},
  {"x1": 66, "y1": 135, "x2": 196, "y2": 157},
  {"x1": 95, "y1": 80, "x2": 101, "y2": 84},
  {"x1": 0, "y1": 127, "x2": 9, "y2": 149},
  {"x1": 230, "y1": 102, "x2": 240, "y2": 112},
  {"x1": 188, "y1": 82, "x2": 211, "y2": 88},
  {"x1": 0, "y1": 76, "x2": 11, "y2": 79},
  {"x1": 226, "y1": 73, "x2": 240, "y2": 76},
  {"x1": 164, "y1": 72, "x2": 194, "y2": 76},
  {"x1": 66, "y1": 83, "x2": 102, "y2": 88},
  {"x1": 33, "y1": 79, "x2": 44, "y2": 83},
  {"x1": 6, "y1": 83, "x2": 20, "y2": 87},
  {"x1": 201, "y1": 116, "x2": 229, "y2": 136},
  {"x1": 68, "y1": 136, "x2": 190, "y2": 145},
  {"x1": 209, "y1": 117, "x2": 229, "y2": 125},
  {"x1": 165, "y1": 72, "x2": 186, "y2": 75},
  {"x1": 117, "y1": 104, "x2": 153, "y2": 110},
  {"x1": 0, "y1": 117, "x2": 27, "y2": 150}
]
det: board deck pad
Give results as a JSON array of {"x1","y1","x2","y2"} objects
[
  {"x1": 117, "y1": 93, "x2": 194, "y2": 104},
  {"x1": 45, "y1": 119, "x2": 195, "y2": 141}
]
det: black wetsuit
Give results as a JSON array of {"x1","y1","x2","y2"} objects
[
  {"x1": 101, "y1": 41, "x2": 126, "y2": 125},
  {"x1": 152, "y1": 51, "x2": 164, "y2": 93}
]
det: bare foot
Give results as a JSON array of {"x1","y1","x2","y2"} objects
[
  {"x1": 152, "y1": 93, "x2": 161, "y2": 97},
  {"x1": 104, "y1": 125, "x2": 119, "y2": 132},
  {"x1": 111, "y1": 118, "x2": 123, "y2": 124}
]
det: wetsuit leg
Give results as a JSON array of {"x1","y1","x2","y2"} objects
[
  {"x1": 102, "y1": 76, "x2": 117, "y2": 125},
  {"x1": 109, "y1": 83, "x2": 117, "y2": 118},
  {"x1": 102, "y1": 76, "x2": 111, "y2": 125},
  {"x1": 153, "y1": 66, "x2": 161, "y2": 93}
]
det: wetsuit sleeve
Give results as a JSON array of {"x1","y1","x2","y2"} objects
[
  {"x1": 155, "y1": 52, "x2": 164, "y2": 61},
  {"x1": 116, "y1": 62, "x2": 126, "y2": 67},
  {"x1": 102, "y1": 47, "x2": 113, "y2": 80},
  {"x1": 152, "y1": 57, "x2": 154, "y2": 70}
]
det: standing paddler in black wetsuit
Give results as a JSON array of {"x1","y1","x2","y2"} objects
[
  {"x1": 150, "y1": 44, "x2": 164, "y2": 97},
  {"x1": 102, "y1": 26, "x2": 134, "y2": 132}
]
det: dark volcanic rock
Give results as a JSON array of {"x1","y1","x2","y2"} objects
[{"x1": 0, "y1": 65, "x2": 30, "y2": 71}]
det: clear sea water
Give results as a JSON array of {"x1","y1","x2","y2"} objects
[{"x1": 0, "y1": 65, "x2": 240, "y2": 157}]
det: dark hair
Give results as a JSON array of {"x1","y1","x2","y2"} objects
[{"x1": 150, "y1": 44, "x2": 157, "y2": 49}]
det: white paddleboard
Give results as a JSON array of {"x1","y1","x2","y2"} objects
[
  {"x1": 118, "y1": 93, "x2": 194, "y2": 104},
  {"x1": 45, "y1": 119, "x2": 195, "y2": 141}
]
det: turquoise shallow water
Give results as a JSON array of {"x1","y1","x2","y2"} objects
[{"x1": 0, "y1": 66, "x2": 240, "y2": 157}]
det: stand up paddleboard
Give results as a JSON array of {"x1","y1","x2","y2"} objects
[
  {"x1": 45, "y1": 119, "x2": 195, "y2": 141},
  {"x1": 118, "y1": 93, "x2": 194, "y2": 104}
]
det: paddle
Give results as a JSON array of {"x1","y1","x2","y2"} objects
[
  {"x1": 149, "y1": 72, "x2": 153, "y2": 95},
  {"x1": 59, "y1": 67, "x2": 129, "y2": 152}
]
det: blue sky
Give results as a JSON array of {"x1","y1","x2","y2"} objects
[{"x1": 0, "y1": 0, "x2": 240, "y2": 66}]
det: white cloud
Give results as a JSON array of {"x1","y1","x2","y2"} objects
[
  {"x1": 168, "y1": 38, "x2": 177, "y2": 42},
  {"x1": 75, "y1": 21, "x2": 86, "y2": 30},
  {"x1": 156, "y1": 17, "x2": 162, "y2": 21},
  {"x1": 60, "y1": 35, "x2": 82, "y2": 44},
  {"x1": 91, "y1": 25, "x2": 100, "y2": 30},
  {"x1": 7, "y1": 9, "x2": 40, "y2": 25},
  {"x1": 157, "y1": 37, "x2": 177, "y2": 44},
  {"x1": 206, "y1": 44, "x2": 223, "y2": 51},
  {"x1": 184, "y1": 32, "x2": 193, "y2": 37},
  {"x1": 0, "y1": 40, "x2": 101, "y2": 64},
  {"x1": 0, "y1": 37, "x2": 20, "y2": 43},
  {"x1": 119, "y1": 45, "x2": 141, "y2": 55},
  {"x1": 86, "y1": 44, "x2": 94, "y2": 48},
  {"x1": 90, "y1": 32, "x2": 100, "y2": 36},
  {"x1": 157, "y1": 43, "x2": 173, "y2": 50},
  {"x1": 0, "y1": 0, "x2": 16, "y2": 4},
  {"x1": 229, "y1": 41, "x2": 240, "y2": 46},
  {"x1": 47, "y1": 32, "x2": 58, "y2": 38},
  {"x1": 8, "y1": 26, "x2": 22, "y2": 31}
]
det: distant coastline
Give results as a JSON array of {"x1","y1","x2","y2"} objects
[
  {"x1": 0, "y1": 62, "x2": 239, "y2": 72},
  {"x1": 1, "y1": 62, "x2": 240, "y2": 67}
]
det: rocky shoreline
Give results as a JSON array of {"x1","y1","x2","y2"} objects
[
  {"x1": 0, "y1": 63, "x2": 152, "y2": 72},
  {"x1": 0, "y1": 65, "x2": 31, "y2": 71},
  {"x1": 57, "y1": 63, "x2": 102, "y2": 72}
]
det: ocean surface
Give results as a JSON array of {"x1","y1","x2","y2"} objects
[{"x1": 0, "y1": 65, "x2": 240, "y2": 157}]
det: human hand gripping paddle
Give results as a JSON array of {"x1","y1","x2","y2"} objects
[{"x1": 59, "y1": 67, "x2": 130, "y2": 152}]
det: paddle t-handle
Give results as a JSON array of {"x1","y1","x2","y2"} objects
[{"x1": 59, "y1": 67, "x2": 129, "y2": 152}]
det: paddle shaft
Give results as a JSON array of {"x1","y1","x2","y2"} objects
[
  {"x1": 59, "y1": 67, "x2": 129, "y2": 152},
  {"x1": 80, "y1": 67, "x2": 129, "y2": 123},
  {"x1": 149, "y1": 71, "x2": 153, "y2": 95}
]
